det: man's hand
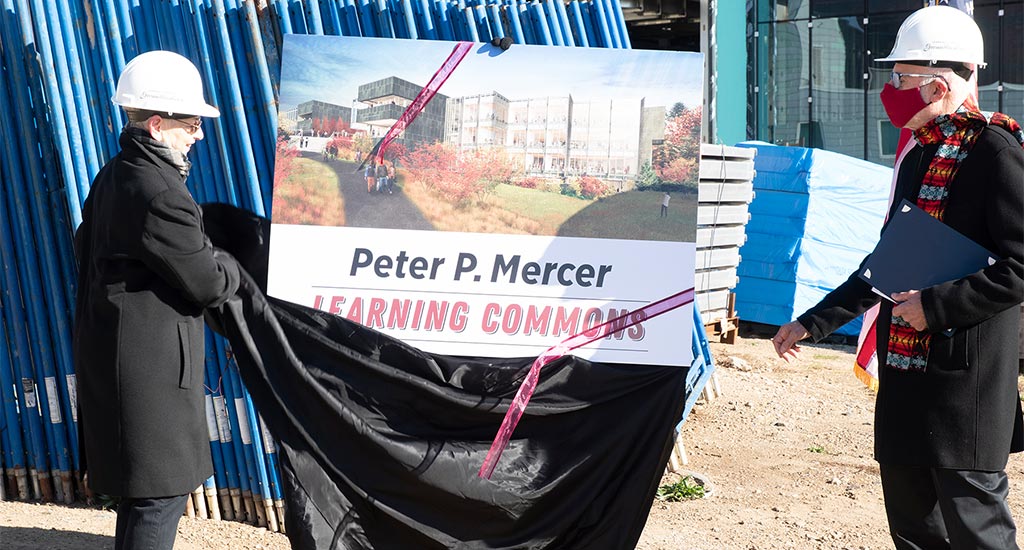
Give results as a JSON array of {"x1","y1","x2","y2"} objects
[
  {"x1": 891, "y1": 290, "x2": 928, "y2": 331},
  {"x1": 772, "y1": 321, "x2": 810, "y2": 363}
]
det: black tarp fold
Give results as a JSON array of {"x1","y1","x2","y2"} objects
[{"x1": 202, "y1": 204, "x2": 689, "y2": 549}]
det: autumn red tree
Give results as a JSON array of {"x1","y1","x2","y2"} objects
[
  {"x1": 514, "y1": 176, "x2": 542, "y2": 189},
  {"x1": 658, "y1": 157, "x2": 697, "y2": 184},
  {"x1": 576, "y1": 175, "x2": 610, "y2": 199},
  {"x1": 324, "y1": 117, "x2": 349, "y2": 135},
  {"x1": 274, "y1": 136, "x2": 299, "y2": 187},
  {"x1": 379, "y1": 141, "x2": 407, "y2": 165},
  {"x1": 327, "y1": 134, "x2": 353, "y2": 151},
  {"x1": 399, "y1": 142, "x2": 517, "y2": 206},
  {"x1": 653, "y1": 105, "x2": 702, "y2": 188},
  {"x1": 476, "y1": 148, "x2": 518, "y2": 187}
]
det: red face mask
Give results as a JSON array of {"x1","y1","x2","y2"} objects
[{"x1": 880, "y1": 82, "x2": 930, "y2": 128}]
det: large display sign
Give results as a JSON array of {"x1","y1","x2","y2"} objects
[{"x1": 269, "y1": 35, "x2": 704, "y2": 366}]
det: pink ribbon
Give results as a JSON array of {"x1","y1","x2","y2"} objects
[
  {"x1": 374, "y1": 41, "x2": 474, "y2": 164},
  {"x1": 478, "y1": 287, "x2": 697, "y2": 478}
]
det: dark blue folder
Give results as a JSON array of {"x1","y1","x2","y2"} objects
[{"x1": 858, "y1": 199, "x2": 999, "y2": 302}]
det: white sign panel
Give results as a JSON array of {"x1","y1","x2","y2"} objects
[{"x1": 271, "y1": 36, "x2": 703, "y2": 367}]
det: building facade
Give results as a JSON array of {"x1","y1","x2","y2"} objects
[
  {"x1": 445, "y1": 93, "x2": 665, "y2": 181},
  {"x1": 295, "y1": 100, "x2": 352, "y2": 135},
  {"x1": 740, "y1": 0, "x2": 1022, "y2": 166},
  {"x1": 355, "y1": 76, "x2": 447, "y2": 146},
  {"x1": 444, "y1": 92, "x2": 512, "y2": 148}
]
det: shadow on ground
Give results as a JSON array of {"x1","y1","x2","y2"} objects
[
  {"x1": 557, "y1": 190, "x2": 698, "y2": 242},
  {"x1": 0, "y1": 525, "x2": 113, "y2": 549}
]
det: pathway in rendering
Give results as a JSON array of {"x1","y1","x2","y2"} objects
[{"x1": 308, "y1": 153, "x2": 433, "y2": 231}]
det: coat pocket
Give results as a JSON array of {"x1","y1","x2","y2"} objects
[
  {"x1": 933, "y1": 326, "x2": 973, "y2": 371},
  {"x1": 177, "y1": 321, "x2": 193, "y2": 389}
]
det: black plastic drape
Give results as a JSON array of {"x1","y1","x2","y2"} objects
[{"x1": 203, "y1": 204, "x2": 688, "y2": 549}]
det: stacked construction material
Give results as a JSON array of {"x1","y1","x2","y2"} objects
[
  {"x1": 733, "y1": 142, "x2": 892, "y2": 336},
  {"x1": 695, "y1": 143, "x2": 756, "y2": 340}
]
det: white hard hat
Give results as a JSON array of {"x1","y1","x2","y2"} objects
[
  {"x1": 112, "y1": 51, "x2": 220, "y2": 118},
  {"x1": 876, "y1": 5, "x2": 985, "y2": 68}
]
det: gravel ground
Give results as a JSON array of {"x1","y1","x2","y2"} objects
[{"x1": 2, "y1": 334, "x2": 1022, "y2": 549}]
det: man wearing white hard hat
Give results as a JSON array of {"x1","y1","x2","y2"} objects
[
  {"x1": 73, "y1": 50, "x2": 240, "y2": 550},
  {"x1": 772, "y1": 6, "x2": 1024, "y2": 548}
]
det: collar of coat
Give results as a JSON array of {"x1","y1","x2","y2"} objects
[{"x1": 120, "y1": 126, "x2": 192, "y2": 179}]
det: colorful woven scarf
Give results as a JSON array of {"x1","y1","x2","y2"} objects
[{"x1": 885, "y1": 107, "x2": 1023, "y2": 372}]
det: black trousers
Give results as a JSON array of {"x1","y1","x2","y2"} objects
[
  {"x1": 880, "y1": 464, "x2": 1018, "y2": 550},
  {"x1": 114, "y1": 494, "x2": 189, "y2": 550}
]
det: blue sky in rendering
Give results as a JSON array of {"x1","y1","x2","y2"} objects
[{"x1": 278, "y1": 35, "x2": 704, "y2": 113}]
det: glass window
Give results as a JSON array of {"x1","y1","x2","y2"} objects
[
  {"x1": 747, "y1": 1, "x2": 1021, "y2": 164},
  {"x1": 865, "y1": 0, "x2": 923, "y2": 15},
  {"x1": 747, "y1": 11, "x2": 759, "y2": 140},
  {"x1": 975, "y1": 5, "x2": 1001, "y2": 89},
  {"x1": 865, "y1": 12, "x2": 909, "y2": 166},
  {"x1": 763, "y1": 0, "x2": 810, "y2": 22},
  {"x1": 770, "y1": 20, "x2": 806, "y2": 145},
  {"x1": 976, "y1": 4, "x2": 1002, "y2": 114},
  {"x1": 1001, "y1": 2, "x2": 1023, "y2": 123},
  {"x1": 811, "y1": 16, "x2": 866, "y2": 157},
  {"x1": 756, "y1": 21, "x2": 810, "y2": 146},
  {"x1": 864, "y1": 11, "x2": 906, "y2": 74},
  {"x1": 811, "y1": 0, "x2": 864, "y2": 19},
  {"x1": 876, "y1": 119, "x2": 901, "y2": 157}
]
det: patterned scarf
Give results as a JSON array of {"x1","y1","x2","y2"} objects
[{"x1": 886, "y1": 106, "x2": 1024, "y2": 372}]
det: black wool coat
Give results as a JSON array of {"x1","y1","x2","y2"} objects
[
  {"x1": 73, "y1": 132, "x2": 240, "y2": 498},
  {"x1": 799, "y1": 124, "x2": 1024, "y2": 471}
]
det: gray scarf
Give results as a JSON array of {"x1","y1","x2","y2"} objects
[{"x1": 123, "y1": 126, "x2": 192, "y2": 178}]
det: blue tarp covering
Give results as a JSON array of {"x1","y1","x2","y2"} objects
[{"x1": 734, "y1": 142, "x2": 892, "y2": 336}]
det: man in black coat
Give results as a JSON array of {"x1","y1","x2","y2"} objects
[
  {"x1": 772, "y1": 6, "x2": 1024, "y2": 549},
  {"x1": 73, "y1": 50, "x2": 240, "y2": 550}
]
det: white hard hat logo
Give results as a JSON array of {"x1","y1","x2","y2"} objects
[
  {"x1": 924, "y1": 41, "x2": 958, "y2": 52},
  {"x1": 139, "y1": 91, "x2": 183, "y2": 101},
  {"x1": 112, "y1": 50, "x2": 220, "y2": 118}
]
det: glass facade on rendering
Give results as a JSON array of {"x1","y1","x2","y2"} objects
[
  {"x1": 355, "y1": 76, "x2": 447, "y2": 145},
  {"x1": 747, "y1": 1, "x2": 1023, "y2": 166},
  {"x1": 295, "y1": 100, "x2": 352, "y2": 135},
  {"x1": 445, "y1": 93, "x2": 663, "y2": 182}
]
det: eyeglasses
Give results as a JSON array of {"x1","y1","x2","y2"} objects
[
  {"x1": 166, "y1": 116, "x2": 202, "y2": 135},
  {"x1": 889, "y1": 71, "x2": 949, "y2": 90}
]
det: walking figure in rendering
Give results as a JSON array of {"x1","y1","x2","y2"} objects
[
  {"x1": 365, "y1": 161, "x2": 376, "y2": 193},
  {"x1": 660, "y1": 192, "x2": 670, "y2": 218},
  {"x1": 387, "y1": 162, "x2": 396, "y2": 194},
  {"x1": 376, "y1": 161, "x2": 388, "y2": 193}
]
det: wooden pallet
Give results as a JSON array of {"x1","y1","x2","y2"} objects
[{"x1": 702, "y1": 293, "x2": 738, "y2": 344}]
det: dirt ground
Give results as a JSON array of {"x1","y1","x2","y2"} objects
[{"x1": 1, "y1": 334, "x2": 1022, "y2": 549}]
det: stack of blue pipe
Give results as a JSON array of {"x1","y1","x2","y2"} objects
[{"x1": 0, "y1": 0, "x2": 633, "y2": 532}]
